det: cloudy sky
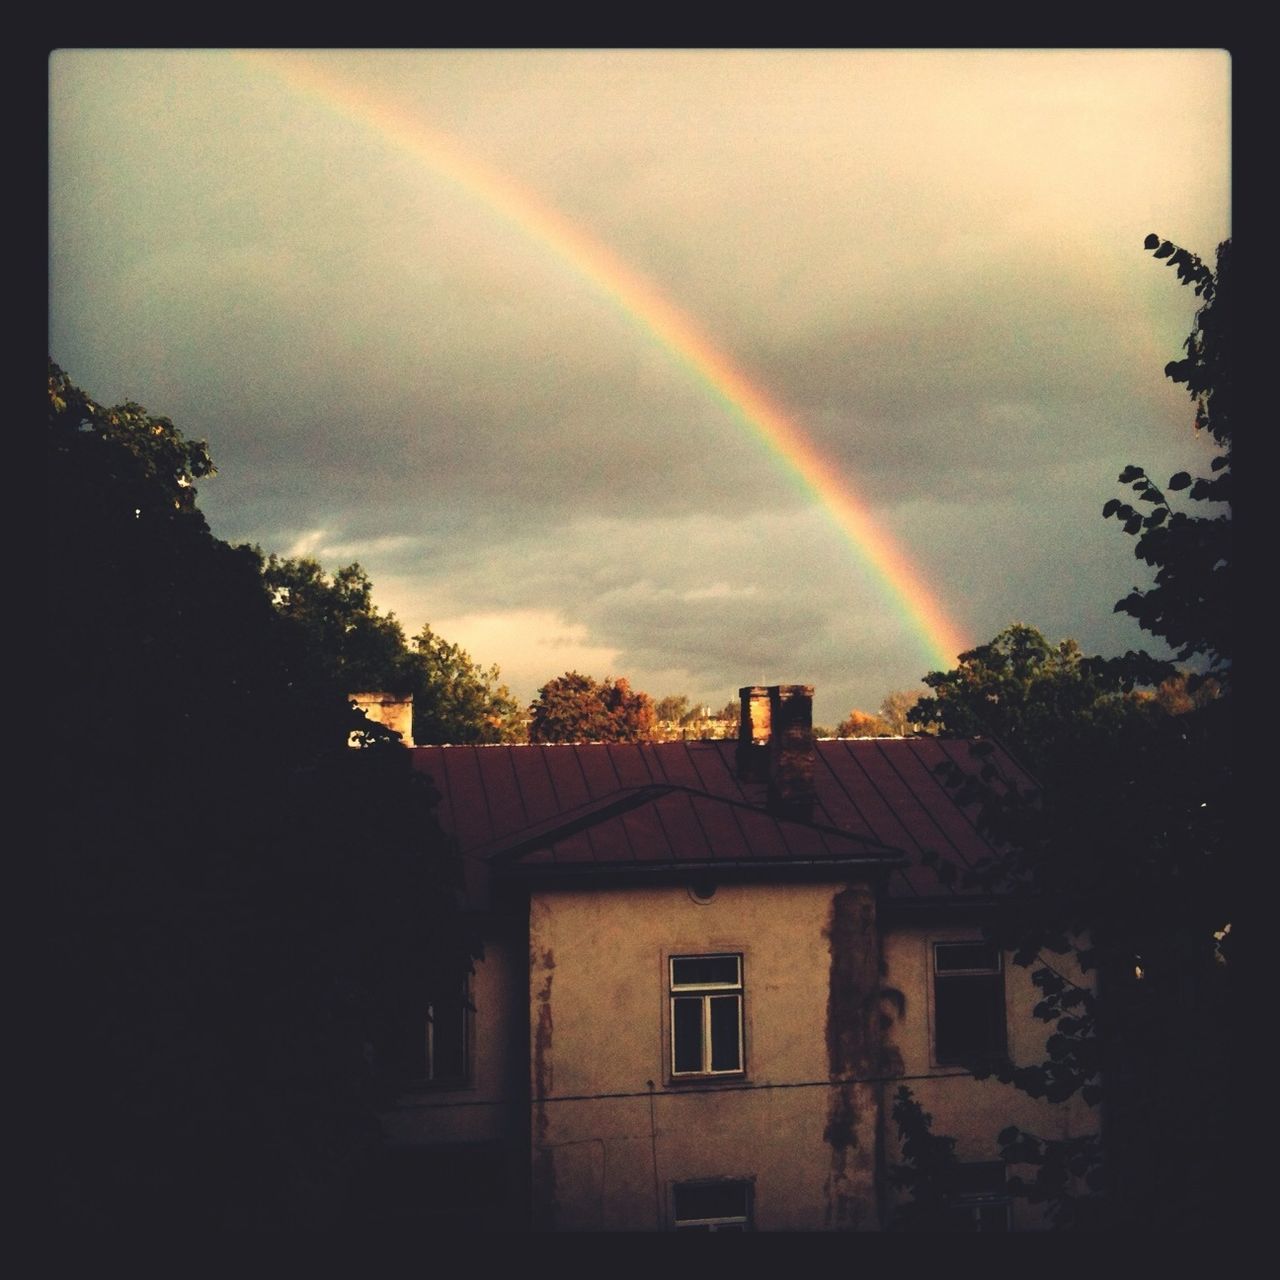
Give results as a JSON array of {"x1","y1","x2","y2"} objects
[{"x1": 49, "y1": 49, "x2": 1230, "y2": 726}]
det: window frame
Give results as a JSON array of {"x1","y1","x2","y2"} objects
[
  {"x1": 944, "y1": 1162, "x2": 1011, "y2": 1232},
  {"x1": 930, "y1": 939, "x2": 1006, "y2": 1068},
  {"x1": 415, "y1": 977, "x2": 472, "y2": 1089},
  {"x1": 668, "y1": 952, "x2": 745, "y2": 1080}
]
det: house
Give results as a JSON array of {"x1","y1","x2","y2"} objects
[{"x1": 376, "y1": 685, "x2": 1097, "y2": 1231}]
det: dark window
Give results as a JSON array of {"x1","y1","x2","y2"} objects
[
  {"x1": 933, "y1": 942, "x2": 1005, "y2": 1065},
  {"x1": 670, "y1": 954, "x2": 743, "y2": 1077},
  {"x1": 673, "y1": 1180, "x2": 752, "y2": 1231},
  {"x1": 422, "y1": 983, "x2": 469, "y2": 1085}
]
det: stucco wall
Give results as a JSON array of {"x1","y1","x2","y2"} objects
[
  {"x1": 383, "y1": 929, "x2": 524, "y2": 1150},
  {"x1": 879, "y1": 923, "x2": 1100, "y2": 1229},
  {"x1": 528, "y1": 879, "x2": 882, "y2": 1231},
  {"x1": 349, "y1": 692, "x2": 414, "y2": 746}
]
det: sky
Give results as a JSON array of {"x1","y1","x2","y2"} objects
[{"x1": 49, "y1": 49, "x2": 1230, "y2": 727}]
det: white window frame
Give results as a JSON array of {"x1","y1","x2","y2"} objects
[{"x1": 669, "y1": 953, "x2": 744, "y2": 1078}]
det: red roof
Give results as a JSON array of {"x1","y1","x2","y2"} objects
[{"x1": 410, "y1": 737, "x2": 1033, "y2": 900}]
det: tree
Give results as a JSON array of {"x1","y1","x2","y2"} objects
[
  {"x1": 1104, "y1": 236, "x2": 1231, "y2": 685},
  {"x1": 878, "y1": 689, "x2": 923, "y2": 736},
  {"x1": 837, "y1": 708, "x2": 893, "y2": 738},
  {"x1": 898, "y1": 238, "x2": 1235, "y2": 1229},
  {"x1": 908, "y1": 624, "x2": 1168, "y2": 776},
  {"x1": 528, "y1": 672, "x2": 657, "y2": 743},
  {"x1": 263, "y1": 555, "x2": 417, "y2": 696},
  {"x1": 653, "y1": 694, "x2": 691, "y2": 725},
  {"x1": 836, "y1": 690, "x2": 924, "y2": 739},
  {"x1": 48, "y1": 362, "x2": 476, "y2": 1233},
  {"x1": 409, "y1": 624, "x2": 525, "y2": 744},
  {"x1": 259, "y1": 558, "x2": 525, "y2": 745}
]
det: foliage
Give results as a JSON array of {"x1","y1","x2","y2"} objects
[
  {"x1": 887, "y1": 1087, "x2": 958, "y2": 1231},
  {"x1": 653, "y1": 694, "x2": 692, "y2": 724},
  {"x1": 994, "y1": 1128, "x2": 1105, "y2": 1230},
  {"x1": 48, "y1": 362, "x2": 477, "y2": 1233},
  {"x1": 259, "y1": 557, "x2": 524, "y2": 745},
  {"x1": 1104, "y1": 236, "x2": 1231, "y2": 683},
  {"x1": 837, "y1": 708, "x2": 893, "y2": 738},
  {"x1": 528, "y1": 671, "x2": 657, "y2": 743},
  {"x1": 909, "y1": 623, "x2": 1170, "y2": 775},
  {"x1": 899, "y1": 237, "x2": 1235, "y2": 1230},
  {"x1": 878, "y1": 689, "x2": 922, "y2": 735},
  {"x1": 837, "y1": 690, "x2": 924, "y2": 738},
  {"x1": 410, "y1": 624, "x2": 525, "y2": 744},
  {"x1": 263, "y1": 555, "x2": 417, "y2": 696}
]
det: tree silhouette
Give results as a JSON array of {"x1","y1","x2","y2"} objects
[
  {"x1": 895, "y1": 238, "x2": 1236, "y2": 1230},
  {"x1": 48, "y1": 362, "x2": 476, "y2": 1234}
]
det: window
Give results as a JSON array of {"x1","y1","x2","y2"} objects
[
  {"x1": 421, "y1": 983, "x2": 469, "y2": 1086},
  {"x1": 944, "y1": 1163, "x2": 1010, "y2": 1232},
  {"x1": 670, "y1": 954, "x2": 744, "y2": 1077},
  {"x1": 932, "y1": 941, "x2": 1005, "y2": 1065},
  {"x1": 673, "y1": 1180, "x2": 752, "y2": 1231}
]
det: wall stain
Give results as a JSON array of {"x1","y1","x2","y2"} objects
[
  {"x1": 532, "y1": 943, "x2": 556, "y2": 1228},
  {"x1": 822, "y1": 885, "x2": 881, "y2": 1228}
]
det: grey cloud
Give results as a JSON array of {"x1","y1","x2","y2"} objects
[{"x1": 50, "y1": 50, "x2": 1228, "y2": 726}]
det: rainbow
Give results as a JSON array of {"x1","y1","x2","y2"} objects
[{"x1": 241, "y1": 52, "x2": 970, "y2": 671}]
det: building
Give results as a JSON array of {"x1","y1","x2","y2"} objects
[
  {"x1": 377, "y1": 685, "x2": 1097, "y2": 1231},
  {"x1": 349, "y1": 691, "x2": 415, "y2": 746}
]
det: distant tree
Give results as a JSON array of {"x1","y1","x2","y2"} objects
[
  {"x1": 716, "y1": 700, "x2": 741, "y2": 731},
  {"x1": 410, "y1": 624, "x2": 525, "y2": 744},
  {"x1": 879, "y1": 689, "x2": 923, "y2": 735},
  {"x1": 1150, "y1": 670, "x2": 1221, "y2": 716},
  {"x1": 653, "y1": 694, "x2": 691, "y2": 724},
  {"x1": 528, "y1": 672, "x2": 657, "y2": 743},
  {"x1": 837, "y1": 708, "x2": 893, "y2": 738}
]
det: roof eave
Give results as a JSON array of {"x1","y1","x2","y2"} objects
[{"x1": 498, "y1": 853, "x2": 907, "y2": 888}]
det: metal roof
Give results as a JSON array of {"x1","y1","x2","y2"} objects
[{"x1": 410, "y1": 737, "x2": 1033, "y2": 899}]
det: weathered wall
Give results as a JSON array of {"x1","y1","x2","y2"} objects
[
  {"x1": 879, "y1": 923, "x2": 1100, "y2": 1230},
  {"x1": 349, "y1": 692, "x2": 415, "y2": 746},
  {"x1": 382, "y1": 929, "x2": 524, "y2": 1150},
  {"x1": 528, "y1": 880, "x2": 882, "y2": 1231}
]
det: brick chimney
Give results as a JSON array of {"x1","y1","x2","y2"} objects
[{"x1": 736, "y1": 684, "x2": 815, "y2": 818}]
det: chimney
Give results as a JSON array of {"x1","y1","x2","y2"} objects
[
  {"x1": 736, "y1": 684, "x2": 815, "y2": 818},
  {"x1": 736, "y1": 685, "x2": 772, "y2": 783},
  {"x1": 348, "y1": 691, "x2": 415, "y2": 747}
]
